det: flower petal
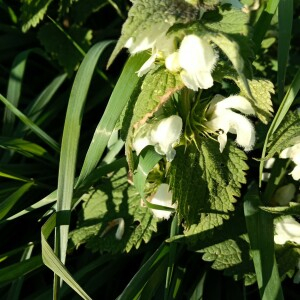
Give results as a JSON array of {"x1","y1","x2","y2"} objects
[
  {"x1": 178, "y1": 35, "x2": 217, "y2": 90},
  {"x1": 151, "y1": 115, "x2": 182, "y2": 161},
  {"x1": 137, "y1": 52, "x2": 157, "y2": 77},
  {"x1": 212, "y1": 95, "x2": 255, "y2": 115},
  {"x1": 150, "y1": 183, "x2": 175, "y2": 220},
  {"x1": 274, "y1": 216, "x2": 300, "y2": 245},
  {"x1": 290, "y1": 165, "x2": 300, "y2": 181}
]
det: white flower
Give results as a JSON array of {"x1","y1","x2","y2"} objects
[
  {"x1": 280, "y1": 140, "x2": 300, "y2": 180},
  {"x1": 165, "y1": 35, "x2": 217, "y2": 91},
  {"x1": 132, "y1": 115, "x2": 182, "y2": 161},
  {"x1": 274, "y1": 216, "x2": 300, "y2": 245},
  {"x1": 205, "y1": 95, "x2": 256, "y2": 152},
  {"x1": 272, "y1": 183, "x2": 296, "y2": 206},
  {"x1": 150, "y1": 183, "x2": 176, "y2": 220}
]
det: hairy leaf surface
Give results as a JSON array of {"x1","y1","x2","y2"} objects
[
  {"x1": 69, "y1": 168, "x2": 158, "y2": 253},
  {"x1": 169, "y1": 139, "x2": 248, "y2": 228}
]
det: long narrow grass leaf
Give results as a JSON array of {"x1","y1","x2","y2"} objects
[
  {"x1": 253, "y1": 0, "x2": 280, "y2": 49},
  {"x1": 76, "y1": 52, "x2": 147, "y2": 186},
  {"x1": 117, "y1": 243, "x2": 170, "y2": 300},
  {"x1": 7, "y1": 243, "x2": 34, "y2": 300},
  {"x1": 244, "y1": 183, "x2": 284, "y2": 300},
  {"x1": 54, "y1": 41, "x2": 113, "y2": 273},
  {"x1": 41, "y1": 214, "x2": 92, "y2": 300},
  {"x1": 0, "y1": 182, "x2": 33, "y2": 220},
  {"x1": 259, "y1": 69, "x2": 300, "y2": 186},
  {"x1": 277, "y1": 0, "x2": 293, "y2": 102},
  {"x1": 0, "y1": 255, "x2": 43, "y2": 284},
  {"x1": 0, "y1": 94, "x2": 60, "y2": 152},
  {"x1": 133, "y1": 147, "x2": 162, "y2": 199},
  {"x1": 3, "y1": 50, "x2": 30, "y2": 135}
]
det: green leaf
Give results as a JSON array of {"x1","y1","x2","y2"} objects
[
  {"x1": 0, "y1": 93, "x2": 60, "y2": 153},
  {"x1": 133, "y1": 147, "x2": 162, "y2": 199},
  {"x1": 235, "y1": 77, "x2": 274, "y2": 124},
  {"x1": 69, "y1": 167, "x2": 158, "y2": 253},
  {"x1": 276, "y1": 243, "x2": 300, "y2": 278},
  {"x1": 55, "y1": 41, "x2": 113, "y2": 268},
  {"x1": 259, "y1": 68, "x2": 300, "y2": 186},
  {"x1": 0, "y1": 137, "x2": 54, "y2": 162},
  {"x1": 117, "y1": 243, "x2": 170, "y2": 300},
  {"x1": 130, "y1": 67, "x2": 183, "y2": 131},
  {"x1": 41, "y1": 214, "x2": 92, "y2": 300},
  {"x1": 3, "y1": 50, "x2": 30, "y2": 136},
  {"x1": 169, "y1": 139, "x2": 248, "y2": 228},
  {"x1": 108, "y1": 0, "x2": 198, "y2": 66},
  {"x1": 277, "y1": 0, "x2": 293, "y2": 102},
  {"x1": 244, "y1": 183, "x2": 284, "y2": 300},
  {"x1": 0, "y1": 182, "x2": 33, "y2": 220},
  {"x1": 0, "y1": 255, "x2": 43, "y2": 284},
  {"x1": 203, "y1": 6, "x2": 249, "y2": 35},
  {"x1": 38, "y1": 23, "x2": 92, "y2": 75},
  {"x1": 266, "y1": 110, "x2": 300, "y2": 159},
  {"x1": 76, "y1": 52, "x2": 148, "y2": 187},
  {"x1": 20, "y1": 0, "x2": 54, "y2": 32},
  {"x1": 201, "y1": 7, "x2": 253, "y2": 79}
]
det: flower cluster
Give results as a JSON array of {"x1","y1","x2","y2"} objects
[
  {"x1": 205, "y1": 95, "x2": 256, "y2": 152},
  {"x1": 280, "y1": 138, "x2": 300, "y2": 180},
  {"x1": 133, "y1": 33, "x2": 218, "y2": 91},
  {"x1": 132, "y1": 115, "x2": 183, "y2": 161}
]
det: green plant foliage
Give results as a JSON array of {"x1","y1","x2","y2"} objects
[
  {"x1": 69, "y1": 167, "x2": 158, "y2": 253},
  {"x1": 169, "y1": 139, "x2": 248, "y2": 228},
  {"x1": 108, "y1": 0, "x2": 199, "y2": 66},
  {"x1": 20, "y1": 0, "x2": 54, "y2": 32},
  {"x1": 130, "y1": 67, "x2": 183, "y2": 130},
  {"x1": 267, "y1": 110, "x2": 300, "y2": 159},
  {"x1": 236, "y1": 77, "x2": 274, "y2": 124},
  {"x1": 38, "y1": 23, "x2": 92, "y2": 75}
]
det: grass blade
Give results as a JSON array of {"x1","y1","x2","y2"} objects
[
  {"x1": 0, "y1": 93, "x2": 60, "y2": 152},
  {"x1": 244, "y1": 183, "x2": 284, "y2": 300},
  {"x1": 41, "y1": 214, "x2": 92, "y2": 300},
  {"x1": 76, "y1": 52, "x2": 147, "y2": 186},
  {"x1": 277, "y1": 0, "x2": 293, "y2": 102},
  {"x1": 259, "y1": 68, "x2": 300, "y2": 186},
  {"x1": 54, "y1": 41, "x2": 114, "y2": 292},
  {"x1": 3, "y1": 50, "x2": 30, "y2": 135},
  {"x1": 0, "y1": 182, "x2": 33, "y2": 220},
  {"x1": 0, "y1": 255, "x2": 43, "y2": 284},
  {"x1": 252, "y1": 0, "x2": 280, "y2": 49},
  {"x1": 117, "y1": 243, "x2": 170, "y2": 300}
]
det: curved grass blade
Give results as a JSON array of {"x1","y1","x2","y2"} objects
[
  {"x1": 244, "y1": 183, "x2": 283, "y2": 300},
  {"x1": 259, "y1": 68, "x2": 300, "y2": 186},
  {"x1": 277, "y1": 0, "x2": 293, "y2": 102},
  {"x1": 3, "y1": 48, "x2": 47, "y2": 135},
  {"x1": 117, "y1": 243, "x2": 170, "y2": 300},
  {"x1": 41, "y1": 214, "x2": 92, "y2": 300},
  {"x1": 16, "y1": 73, "x2": 68, "y2": 135},
  {"x1": 54, "y1": 41, "x2": 113, "y2": 273},
  {"x1": 0, "y1": 137, "x2": 55, "y2": 163},
  {"x1": 0, "y1": 182, "x2": 33, "y2": 220},
  {"x1": 0, "y1": 93, "x2": 60, "y2": 152},
  {"x1": 76, "y1": 52, "x2": 147, "y2": 187},
  {"x1": 0, "y1": 255, "x2": 43, "y2": 284},
  {"x1": 252, "y1": 0, "x2": 280, "y2": 49},
  {"x1": 3, "y1": 49, "x2": 30, "y2": 136},
  {"x1": 133, "y1": 147, "x2": 162, "y2": 199},
  {"x1": 7, "y1": 243, "x2": 34, "y2": 300}
]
